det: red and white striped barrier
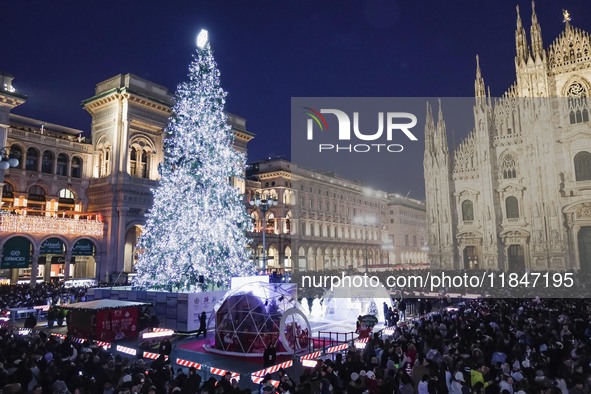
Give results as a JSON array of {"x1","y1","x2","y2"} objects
[
  {"x1": 95, "y1": 341, "x2": 111, "y2": 349},
  {"x1": 355, "y1": 337, "x2": 369, "y2": 344},
  {"x1": 141, "y1": 328, "x2": 175, "y2": 339},
  {"x1": 143, "y1": 351, "x2": 168, "y2": 360},
  {"x1": 252, "y1": 360, "x2": 293, "y2": 377},
  {"x1": 210, "y1": 367, "x2": 240, "y2": 381},
  {"x1": 251, "y1": 375, "x2": 279, "y2": 387},
  {"x1": 48, "y1": 334, "x2": 111, "y2": 349},
  {"x1": 33, "y1": 305, "x2": 50, "y2": 312},
  {"x1": 175, "y1": 358, "x2": 202, "y2": 369},
  {"x1": 116, "y1": 345, "x2": 137, "y2": 356},
  {"x1": 300, "y1": 351, "x2": 322, "y2": 361},
  {"x1": 326, "y1": 343, "x2": 348, "y2": 354}
]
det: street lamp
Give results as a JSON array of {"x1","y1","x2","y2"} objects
[
  {"x1": 250, "y1": 193, "x2": 278, "y2": 273},
  {"x1": 0, "y1": 147, "x2": 19, "y2": 170},
  {"x1": 352, "y1": 215, "x2": 377, "y2": 273}
]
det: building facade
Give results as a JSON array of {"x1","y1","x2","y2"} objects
[
  {"x1": 0, "y1": 73, "x2": 253, "y2": 284},
  {"x1": 425, "y1": 5, "x2": 591, "y2": 271},
  {"x1": 245, "y1": 158, "x2": 427, "y2": 272},
  {"x1": 0, "y1": 71, "x2": 427, "y2": 284}
]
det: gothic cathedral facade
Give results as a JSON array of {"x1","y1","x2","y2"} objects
[{"x1": 425, "y1": 4, "x2": 591, "y2": 271}]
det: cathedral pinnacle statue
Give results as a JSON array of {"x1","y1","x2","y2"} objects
[{"x1": 562, "y1": 9, "x2": 571, "y2": 24}]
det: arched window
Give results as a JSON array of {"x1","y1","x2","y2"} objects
[
  {"x1": 250, "y1": 211, "x2": 259, "y2": 231},
  {"x1": 26, "y1": 148, "x2": 39, "y2": 171},
  {"x1": 41, "y1": 150, "x2": 54, "y2": 174},
  {"x1": 71, "y1": 157, "x2": 82, "y2": 178},
  {"x1": 129, "y1": 148, "x2": 137, "y2": 175},
  {"x1": 2, "y1": 182, "x2": 14, "y2": 199},
  {"x1": 9, "y1": 145, "x2": 22, "y2": 169},
  {"x1": 59, "y1": 189, "x2": 75, "y2": 199},
  {"x1": 57, "y1": 154, "x2": 68, "y2": 176},
  {"x1": 28, "y1": 185, "x2": 46, "y2": 199},
  {"x1": 500, "y1": 154, "x2": 518, "y2": 179},
  {"x1": 506, "y1": 196, "x2": 519, "y2": 219},
  {"x1": 140, "y1": 150, "x2": 148, "y2": 178},
  {"x1": 574, "y1": 151, "x2": 591, "y2": 181},
  {"x1": 267, "y1": 213, "x2": 276, "y2": 233},
  {"x1": 99, "y1": 147, "x2": 111, "y2": 177},
  {"x1": 567, "y1": 82, "x2": 589, "y2": 124},
  {"x1": 462, "y1": 200, "x2": 474, "y2": 221},
  {"x1": 27, "y1": 185, "x2": 46, "y2": 216},
  {"x1": 58, "y1": 189, "x2": 75, "y2": 211}
]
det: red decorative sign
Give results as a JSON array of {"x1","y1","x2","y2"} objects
[{"x1": 94, "y1": 307, "x2": 139, "y2": 341}]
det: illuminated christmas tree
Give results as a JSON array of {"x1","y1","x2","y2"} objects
[{"x1": 133, "y1": 30, "x2": 254, "y2": 291}]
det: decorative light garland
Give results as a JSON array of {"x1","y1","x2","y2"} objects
[{"x1": 0, "y1": 213, "x2": 103, "y2": 236}]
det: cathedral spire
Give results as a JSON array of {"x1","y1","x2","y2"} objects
[
  {"x1": 436, "y1": 99, "x2": 449, "y2": 156},
  {"x1": 515, "y1": 5, "x2": 529, "y2": 64},
  {"x1": 530, "y1": 0, "x2": 544, "y2": 60},
  {"x1": 475, "y1": 55, "x2": 486, "y2": 100},
  {"x1": 424, "y1": 101, "x2": 435, "y2": 153}
]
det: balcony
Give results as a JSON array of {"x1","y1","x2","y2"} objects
[{"x1": 0, "y1": 212, "x2": 103, "y2": 236}]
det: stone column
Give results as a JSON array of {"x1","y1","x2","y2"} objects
[
  {"x1": 30, "y1": 252, "x2": 40, "y2": 287},
  {"x1": 63, "y1": 251, "x2": 73, "y2": 281},
  {"x1": 93, "y1": 253, "x2": 103, "y2": 282},
  {"x1": 44, "y1": 259, "x2": 52, "y2": 281}
]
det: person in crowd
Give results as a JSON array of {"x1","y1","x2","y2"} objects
[
  {"x1": 398, "y1": 298, "x2": 407, "y2": 321},
  {"x1": 195, "y1": 312, "x2": 207, "y2": 339}
]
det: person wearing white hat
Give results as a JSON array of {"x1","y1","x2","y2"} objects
[{"x1": 449, "y1": 372, "x2": 465, "y2": 394}]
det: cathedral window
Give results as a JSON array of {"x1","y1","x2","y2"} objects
[
  {"x1": 505, "y1": 196, "x2": 519, "y2": 219},
  {"x1": 500, "y1": 154, "x2": 518, "y2": 179},
  {"x1": 567, "y1": 82, "x2": 589, "y2": 124},
  {"x1": 574, "y1": 151, "x2": 591, "y2": 181},
  {"x1": 462, "y1": 200, "x2": 474, "y2": 222}
]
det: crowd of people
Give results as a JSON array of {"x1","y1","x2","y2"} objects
[
  {"x1": 0, "y1": 283, "x2": 90, "y2": 311},
  {"x1": 0, "y1": 284, "x2": 254, "y2": 394},
  {"x1": 2, "y1": 283, "x2": 591, "y2": 393},
  {"x1": 262, "y1": 297, "x2": 591, "y2": 394}
]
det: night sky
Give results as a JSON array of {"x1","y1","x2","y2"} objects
[{"x1": 2, "y1": 0, "x2": 589, "y2": 199}]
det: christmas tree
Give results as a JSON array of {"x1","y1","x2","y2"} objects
[
  {"x1": 367, "y1": 299, "x2": 378, "y2": 317},
  {"x1": 133, "y1": 30, "x2": 254, "y2": 291}
]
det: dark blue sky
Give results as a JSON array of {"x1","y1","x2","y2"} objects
[{"x1": 2, "y1": 0, "x2": 588, "y2": 198}]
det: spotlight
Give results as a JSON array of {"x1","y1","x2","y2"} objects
[
  {"x1": 278, "y1": 296, "x2": 284, "y2": 302},
  {"x1": 264, "y1": 299, "x2": 268, "y2": 306}
]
